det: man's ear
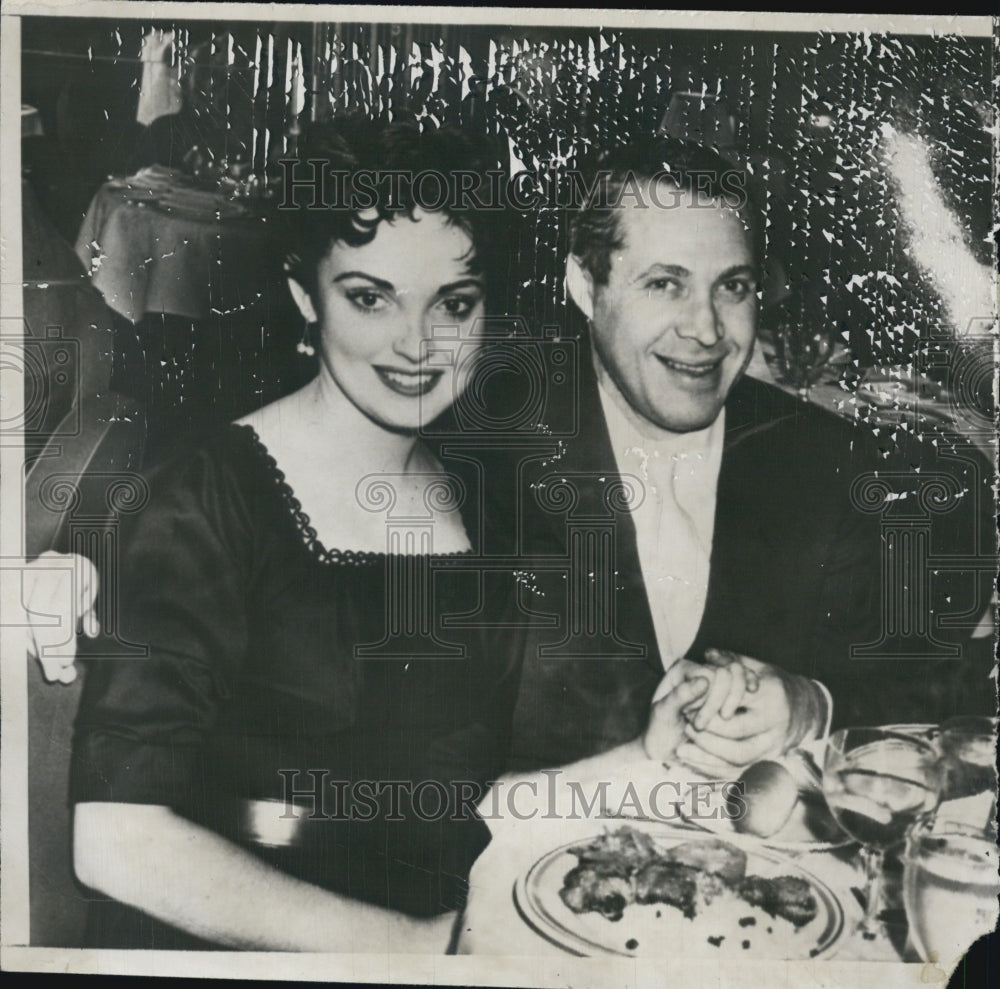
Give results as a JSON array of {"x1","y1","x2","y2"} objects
[
  {"x1": 565, "y1": 254, "x2": 596, "y2": 321},
  {"x1": 287, "y1": 276, "x2": 319, "y2": 325}
]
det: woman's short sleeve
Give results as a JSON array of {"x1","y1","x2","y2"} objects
[{"x1": 70, "y1": 447, "x2": 251, "y2": 811}]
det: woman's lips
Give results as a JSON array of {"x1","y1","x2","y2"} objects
[{"x1": 373, "y1": 365, "x2": 445, "y2": 397}]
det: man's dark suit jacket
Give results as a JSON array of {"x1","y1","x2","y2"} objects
[{"x1": 472, "y1": 335, "x2": 995, "y2": 771}]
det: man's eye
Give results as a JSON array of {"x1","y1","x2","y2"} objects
[
  {"x1": 646, "y1": 278, "x2": 681, "y2": 296},
  {"x1": 347, "y1": 290, "x2": 388, "y2": 312},
  {"x1": 719, "y1": 279, "x2": 754, "y2": 301}
]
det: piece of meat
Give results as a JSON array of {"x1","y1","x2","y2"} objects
[
  {"x1": 664, "y1": 839, "x2": 748, "y2": 885},
  {"x1": 567, "y1": 825, "x2": 659, "y2": 872},
  {"x1": 559, "y1": 862, "x2": 634, "y2": 921},
  {"x1": 737, "y1": 875, "x2": 818, "y2": 928},
  {"x1": 693, "y1": 869, "x2": 730, "y2": 908},
  {"x1": 633, "y1": 861, "x2": 700, "y2": 918}
]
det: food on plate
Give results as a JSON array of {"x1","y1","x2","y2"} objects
[
  {"x1": 567, "y1": 825, "x2": 659, "y2": 870},
  {"x1": 634, "y1": 861, "x2": 700, "y2": 917},
  {"x1": 559, "y1": 826, "x2": 819, "y2": 929},
  {"x1": 560, "y1": 862, "x2": 633, "y2": 921},
  {"x1": 664, "y1": 837, "x2": 748, "y2": 884},
  {"x1": 736, "y1": 875, "x2": 819, "y2": 928},
  {"x1": 560, "y1": 828, "x2": 657, "y2": 920}
]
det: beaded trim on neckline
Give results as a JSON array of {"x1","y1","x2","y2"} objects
[
  {"x1": 229, "y1": 422, "x2": 473, "y2": 566},
  {"x1": 231, "y1": 423, "x2": 385, "y2": 566}
]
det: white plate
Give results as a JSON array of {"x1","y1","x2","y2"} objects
[{"x1": 513, "y1": 822, "x2": 845, "y2": 959}]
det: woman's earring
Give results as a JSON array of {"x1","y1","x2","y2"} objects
[{"x1": 296, "y1": 319, "x2": 316, "y2": 357}]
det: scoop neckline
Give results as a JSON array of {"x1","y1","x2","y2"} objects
[{"x1": 229, "y1": 422, "x2": 473, "y2": 566}]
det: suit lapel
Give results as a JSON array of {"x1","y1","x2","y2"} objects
[
  {"x1": 533, "y1": 336, "x2": 661, "y2": 670},
  {"x1": 554, "y1": 357, "x2": 795, "y2": 669},
  {"x1": 689, "y1": 375, "x2": 796, "y2": 658},
  {"x1": 523, "y1": 334, "x2": 800, "y2": 671}
]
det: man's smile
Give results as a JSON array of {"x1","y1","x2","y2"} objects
[{"x1": 654, "y1": 354, "x2": 727, "y2": 378}]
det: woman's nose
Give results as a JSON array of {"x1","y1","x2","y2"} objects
[
  {"x1": 675, "y1": 294, "x2": 724, "y2": 347},
  {"x1": 391, "y1": 313, "x2": 428, "y2": 363}
]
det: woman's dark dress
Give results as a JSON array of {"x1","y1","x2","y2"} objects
[{"x1": 70, "y1": 424, "x2": 523, "y2": 948}]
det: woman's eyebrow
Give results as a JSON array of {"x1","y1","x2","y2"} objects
[
  {"x1": 332, "y1": 271, "x2": 394, "y2": 291},
  {"x1": 437, "y1": 277, "x2": 486, "y2": 294}
]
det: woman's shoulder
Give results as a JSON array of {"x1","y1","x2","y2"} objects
[
  {"x1": 143, "y1": 421, "x2": 268, "y2": 489},
  {"x1": 135, "y1": 422, "x2": 284, "y2": 545}
]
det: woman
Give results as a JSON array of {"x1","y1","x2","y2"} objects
[
  {"x1": 65, "y1": 116, "x2": 727, "y2": 953},
  {"x1": 69, "y1": 116, "x2": 519, "y2": 951}
]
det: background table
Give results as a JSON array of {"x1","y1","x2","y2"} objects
[
  {"x1": 74, "y1": 168, "x2": 274, "y2": 324},
  {"x1": 745, "y1": 332, "x2": 996, "y2": 463}
]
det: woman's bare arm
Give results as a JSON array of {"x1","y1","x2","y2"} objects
[{"x1": 74, "y1": 802, "x2": 455, "y2": 953}]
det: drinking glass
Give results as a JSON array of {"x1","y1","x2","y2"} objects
[
  {"x1": 937, "y1": 716, "x2": 997, "y2": 803},
  {"x1": 774, "y1": 317, "x2": 833, "y2": 400},
  {"x1": 903, "y1": 820, "x2": 999, "y2": 964},
  {"x1": 822, "y1": 728, "x2": 941, "y2": 937}
]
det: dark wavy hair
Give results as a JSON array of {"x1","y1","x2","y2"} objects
[
  {"x1": 279, "y1": 114, "x2": 512, "y2": 312},
  {"x1": 569, "y1": 135, "x2": 763, "y2": 286}
]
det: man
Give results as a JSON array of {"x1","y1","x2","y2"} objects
[
  {"x1": 27, "y1": 136, "x2": 993, "y2": 779},
  {"x1": 487, "y1": 135, "x2": 994, "y2": 774}
]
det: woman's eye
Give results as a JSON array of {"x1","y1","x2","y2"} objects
[
  {"x1": 439, "y1": 296, "x2": 479, "y2": 319},
  {"x1": 347, "y1": 290, "x2": 388, "y2": 312}
]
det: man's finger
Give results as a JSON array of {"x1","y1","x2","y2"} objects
[
  {"x1": 693, "y1": 665, "x2": 732, "y2": 731},
  {"x1": 684, "y1": 723, "x2": 755, "y2": 763},
  {"x1": 659, "y1": 675, "x2": 711, "y2": 715},
  {"x1": 674, "y1": 743, "x2": 743, "y2": 779},
  {"x1": 684, "y1": 723, "x2": 783, "y2": 764},
  {"x1": 703, "y1": 649, "x2": 759, "y2": 702},
  {"x1": 692, "y1": 711, "x2": 768, "y2": 741},
  {"x1": 702, "y1": 647, "x2": 739, "y2": 669},
  {"x1": 656, "y1": 659, "x2": 697, "y2": 703},
  {"x1": 719, "y1": 661, "x2": 748, "y2": 720},
  {"x1": 644, "y1": 677, "x2": 710, "y2": 762}
]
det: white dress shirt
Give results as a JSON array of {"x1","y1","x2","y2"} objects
[
  {"x1": 597, "y1": 377, "x2": 832, "y2": 737},
  {"x1": 597, "y1": 379, "x2": 725, "y2": 673}
]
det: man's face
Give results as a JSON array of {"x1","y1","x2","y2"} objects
[{"x1": 578, "y1": 185, "x2": 758, "y2": 433}]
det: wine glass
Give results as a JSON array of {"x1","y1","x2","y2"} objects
[
  {"x1": 773, "y1": 310, "x2": 834, "y2": 401},
  {"x1": 822, "y1": 728, "x2": 941, "y2": 938},
  {"x1": 937, "y1": 716, "x2": 998, "y2": 804},
  {"x1": 902, "y1": 819, "x2": 999, "y2": 964}
]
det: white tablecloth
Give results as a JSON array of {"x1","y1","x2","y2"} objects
[
  {"x1": 74, "y1": 169, "x2": 271, "y2": 324},
  {"x1": 457, "y1": 757, "x2": 911, "y2": 966}
]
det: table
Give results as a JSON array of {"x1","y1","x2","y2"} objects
[
  {"x1": 457, "y1": 756, "x2": 918, "y2": 965},
  {"x1": 74, "y1": 167, "x2": 274, "y2": 324},
  {"x1": 745, "y1": 333, "x2": 996, "y2": 462}
]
